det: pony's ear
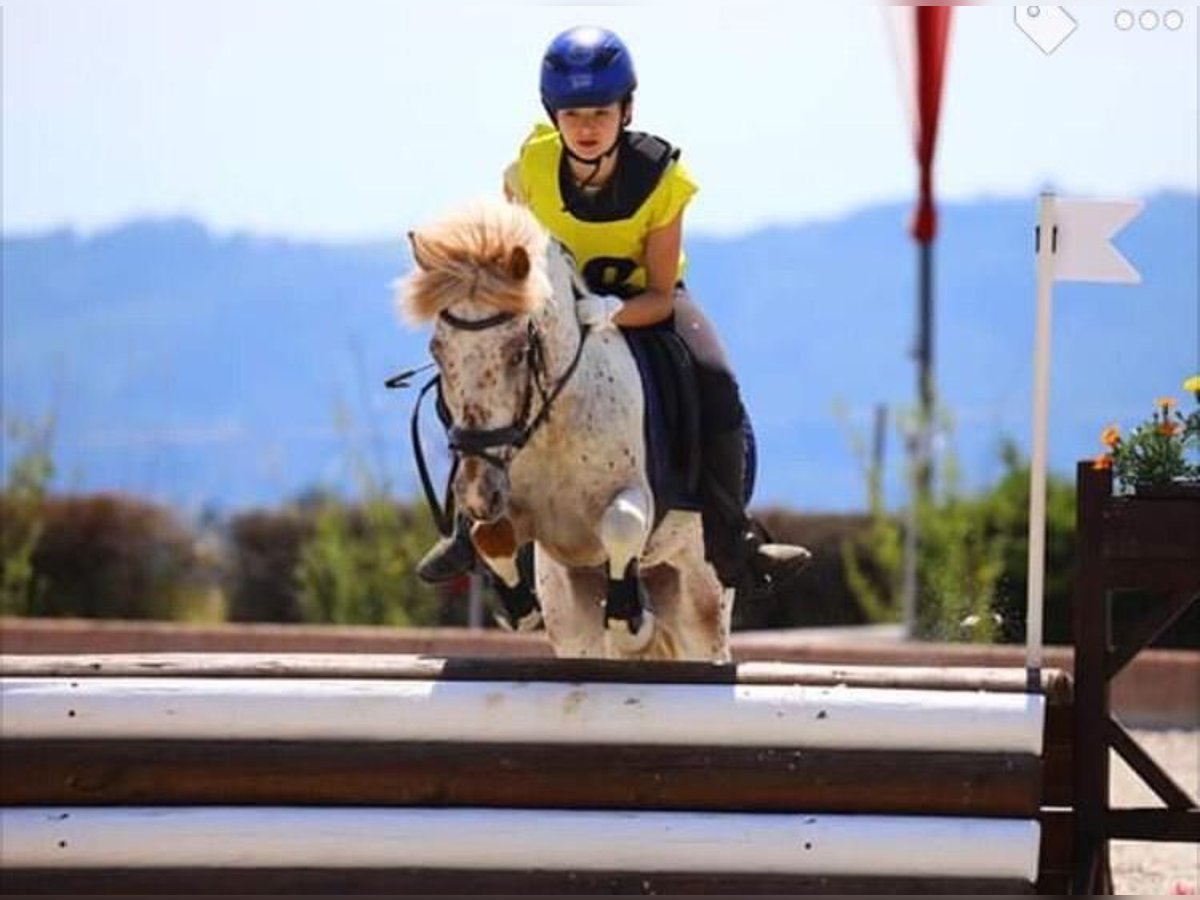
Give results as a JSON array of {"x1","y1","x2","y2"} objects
[
  {"x1": 507, "y1": 245, "x2": 531, "y2": 281},
  {"x1": 408, "y1": 230, "x2": 434, "y2": 271}
]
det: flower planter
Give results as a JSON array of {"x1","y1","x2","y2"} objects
[
  {"x1": 1103, "y1": 478, "x2": 1200, "y2": 562},
  {"x1": 1128, "y1": 480, "x2": 1200, "y2": 500}
]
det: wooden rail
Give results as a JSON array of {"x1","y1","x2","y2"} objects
[{"x1": 1, "y1": 656, "x2": 1073, "y2": 894}]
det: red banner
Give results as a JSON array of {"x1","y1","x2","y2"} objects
[{"x1": 900, "y1": 7, "x2": 954, "y2": 244}]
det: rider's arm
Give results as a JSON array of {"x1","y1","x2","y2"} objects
[
  {"x1": 503, "y1": 162, "x2": 527, "y2": 205},
  {"x1": 611, "y1": 211, "x2": 682, "y2": 328}
]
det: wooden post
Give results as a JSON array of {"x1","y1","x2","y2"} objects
[{"x1": 1071, "y1": 461, "x2": 1113, "y2": 893}]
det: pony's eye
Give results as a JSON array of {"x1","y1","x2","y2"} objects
[{"x1": 509, "y1": 348, "x2": 526, "y2": 368}]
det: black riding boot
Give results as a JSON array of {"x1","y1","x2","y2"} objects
[
  {"x1": 701, "y1": 427, "x2": 812, "y2": 594},
  {"x1": 416, "y1": 513, "x2": 478, "y2": 584}
]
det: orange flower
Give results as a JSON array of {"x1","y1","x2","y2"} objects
[
  {"x1": 1159, "y1": 420, "x2": 1180, "y2": 437},
  {"x1": 1100, "y1": 424, "x2": 1121, "y2": 448},
  {"x1": 1156, "y1": 396, "x2": 1177, "y2": 410},
  {"x1": 1092, "y1": 453, "x2": 1113, "y2": 471}
]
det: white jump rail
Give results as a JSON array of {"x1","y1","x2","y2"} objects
[
  {"x1": 0, "y1": 675, "x2": 1045, "y2": 754},
  {"x1": 0, "y1": 807, "x2": 1041, "y2": 882}
]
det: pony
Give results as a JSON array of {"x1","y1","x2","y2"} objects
[{"x1": 398, "y1": 199, "x2": 730, "y2": 661}]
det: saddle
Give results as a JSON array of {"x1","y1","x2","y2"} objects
[
  {"x1": 410, "y1": 319, "x2": 756, "y2": 533},
  {"x1": 622, "y1": 323, "x2": 705, "y2": 523}
]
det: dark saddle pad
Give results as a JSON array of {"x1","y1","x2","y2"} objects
[
  {"x1": 623, "y1": 325, "x2": 705, "y2": 521},
  {"x1": 422, "y1": 321, "x2": 756, "y2": 528}
]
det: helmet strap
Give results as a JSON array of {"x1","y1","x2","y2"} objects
[{"x1": 562, "y1": 136, "x2": 621, "y2": 188}]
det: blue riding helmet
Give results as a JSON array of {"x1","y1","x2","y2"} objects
[{"x1": 540, "y1": 26, "x2": 637, "y2": 115}]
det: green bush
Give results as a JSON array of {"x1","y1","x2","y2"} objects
[
  {"x1": 295, "y1": 495, "x2": 443, "y2": 627},
  {"x1": 224, "y1": 495, "x2": 469, "y2": 627},
  {"x1": 977, "y1": 443, "x2": 1077, "y2": 645},
  {"x1": 841, "y1": 438, "x2": 1076, "y2": 644},
  {"x1": 1, "y1": 416, "x2": 55, "y2": 616},
  {"x1": 906, "y1": 450, "x2": 1013, "y2": 642},
  {"x1": 21, "y1": 493, "x2": 207, "y2": 620},
  {"x1": 283, "y1": 394, "x2": 453, "y2": 627},
  {"x1": 225, "y1": 509, "x2": 314, "y2": 622}
]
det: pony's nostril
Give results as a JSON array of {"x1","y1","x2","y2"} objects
[{"x1": 489, "y1": 489, "x2": 503, "y2": 510}]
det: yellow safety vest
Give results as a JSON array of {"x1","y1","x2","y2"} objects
[{"x1": 512, "y1": 124, "x2": 698, "y2": 296}]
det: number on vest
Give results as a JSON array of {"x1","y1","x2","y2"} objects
[{"x1": 581, "y1": 257, "x2": 638, "y2": 294}]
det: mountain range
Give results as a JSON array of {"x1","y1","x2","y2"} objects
[{"x1": 3, "y1": 192, "x2": 1196, "y2": 515}]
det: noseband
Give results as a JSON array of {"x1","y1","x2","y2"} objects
[{"x1": 438, "y1": 306, "x2": 590, "y2": 471}]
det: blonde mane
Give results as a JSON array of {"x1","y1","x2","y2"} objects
[{"x1": 398, "y1": 199, "x2": 551, "y2": 324}]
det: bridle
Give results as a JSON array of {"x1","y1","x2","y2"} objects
[
  {"x1": 438, "y1": 305, "x2": 590, "y2": 470},
  {"x1": 394, "y1": 269, "x2": 590, "y2": 535}
]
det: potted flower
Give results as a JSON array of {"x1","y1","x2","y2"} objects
[{"x1": 1093, "y1": 375, "x2": 1200, "y2": 496}]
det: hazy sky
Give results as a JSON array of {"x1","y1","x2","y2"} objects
[{"x1": 4, "y1": 2, "x2": 1197, "y2": 239}]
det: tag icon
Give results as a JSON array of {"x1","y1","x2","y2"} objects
[{"x1": 1014, "y1": 6, "x2": 1078, "y2": 54}]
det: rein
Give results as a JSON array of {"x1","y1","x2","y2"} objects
[
  {"x1": 442, "y1": 310, "x2": 592, "y2": 466},
  {"x1": 390, "y1": 301, "x2": 590, "y2": 536}
]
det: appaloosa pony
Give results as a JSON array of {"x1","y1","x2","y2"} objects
[{"x1": 398, "y1": 199, "x2": 729, "y2": 661}]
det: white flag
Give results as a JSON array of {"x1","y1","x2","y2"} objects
[{"x1": 1051, "y1": 198, "x2": 1143, "y2": 284}]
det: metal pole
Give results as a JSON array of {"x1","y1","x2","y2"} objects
[
  {"x1": 468, "y1": 572, "x2": 484, "y2": 629},
  {"x1": 918, "y1": 240, "x2": 935, "y2": 496},
  {"x1": 871, "y1": 404, "x2": 888, "y2": 503},
  {"x1": 901, "y1": 437, "x2": 920, "y2": 638},
  {"x1": 902, "y1": 240, "x2": 935, "y2": 639}
]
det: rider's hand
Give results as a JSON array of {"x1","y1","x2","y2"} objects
[{"x1": 576, "y1": 294, "x2": 623, "y2": 331}]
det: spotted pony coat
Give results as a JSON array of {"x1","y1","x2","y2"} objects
[{"x1": 398, "y1": 199, "x2": 730, "y2": 661}]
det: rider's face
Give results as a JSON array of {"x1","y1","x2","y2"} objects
[{"x1": 555, "y1": 102, "x2": 626, "y2": 158}]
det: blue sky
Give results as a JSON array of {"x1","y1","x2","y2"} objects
[{"x1": 4, "y1": 2, "x2": 1197, "y2": 240}]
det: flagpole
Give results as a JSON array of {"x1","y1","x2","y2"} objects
[
  {"x1": 898, "y1": 6, "x2": 952, "y2": 640},
  {"x1": 1026, "y1": 192, "x2": 1057, "y2": 672},
  {"x1": 1025, "y1": 194, "x2": 1141, "y2": 674}
]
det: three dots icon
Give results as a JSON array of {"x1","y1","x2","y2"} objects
[{"x1": 1115, "y1": 9, "x2": 1185, "y2": 30}]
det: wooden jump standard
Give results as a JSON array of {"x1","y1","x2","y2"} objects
[{"x1": 0, "y1": 654, "x2": 1074, "y2": 894}]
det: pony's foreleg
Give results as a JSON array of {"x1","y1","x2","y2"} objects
[
  {"x1": 477, "y1": 551, "x2": 542, "y2": 632},
  {"x1": 599, "y1": 486, "x2": 655, "y2": 654},
  {"x1": 472, "y1": 520, "x2": 542, "y2": 633},
  {"x1": 599, "y1": 486, "x2": 651, "y2": 578}
]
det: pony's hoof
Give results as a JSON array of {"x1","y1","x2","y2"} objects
[
  {"x1": 493, "y1": 607, "x2": 543, "y2": 633},
  {"x1": 513, "y1": 607, "x2": 543, "y2": 632},
  {"x1": 605, "y1": 608, "x2": 655, "y2": 655}
]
